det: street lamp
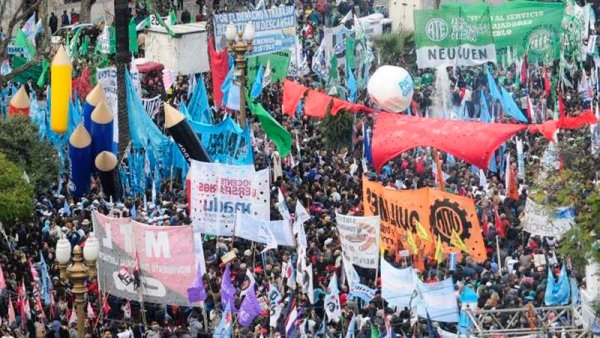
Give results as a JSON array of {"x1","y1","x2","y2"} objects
[
  {"x1": 56, "y1": 233, "x2": 100, "y2": 338},
  {"x1": 225, "y1": 21, "x2": 255, "y2": 127}
]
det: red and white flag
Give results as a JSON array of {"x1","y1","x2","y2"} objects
[{"x1": 87, "y1": 302, "x2": 96, "y2": 319}]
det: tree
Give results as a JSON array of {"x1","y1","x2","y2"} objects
[
  {"x1": 0, "y1": 0, "x2": 50, "y2": 87},
  {"x1": 0, "y1": 153, "x2": 34, "y2": 224},
  {"x1": 373, "y1": 31, "x2": 416, "y2": 69},
  {"x1": 80, "y1": 0, "x2": 92, "y2": 24},
  {"x1": 0, "y1": 116, "x2": 59, "y2": 191},
  {"x1": 115, "y1": 0, "x2": 130, "y2": 158},
  {"x1": 320, "y1": 109, "x2": 354, "y2": 152}
]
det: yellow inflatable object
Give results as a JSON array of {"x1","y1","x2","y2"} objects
[{"x1": 50, "y1": 45, "x2": 72, "y2": 134}]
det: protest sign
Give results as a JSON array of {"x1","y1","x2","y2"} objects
[
  {"x1": 442, "y1": 2, "x2": 564, "y2": 62},
  {"x1": 190, "y1": 161, "x2": 270, "y2": 236},
  {"x1": 414, "y1": 7, "x2": 496, "y2": 68},
  {"x1": 415, "y1": 276, "x2": 460, "y2": 322},
  {"x1": 247, "y1": 51, "x2": 291, "y2": 85},
  {"x1": 213, "y1": 6, "x2": 296, "y2": 56},
  {"x1": 335, "y1": 213, "x2": 380, "y2": 269},
  {"x1": 93, "y1": 212, "x2": 196, "y2": 306},
  {"x1": 235, "y1": 216, "x2": 295, "y2": 247},
  {"x1": 191, "y1": 117, "x2": 253, "y2": 165},
  {"x1": 381, "y1": 258, "x2": 416, "y2": 310},
  {"x1": 521, "y1": 199, "x2": 574, "y2": 238},
  {"x1": 96, "y1": 67, "x2": 118, "y2": 146},
  {"x1": 362, "y1": 178, "x2": 486, "y2": 263}
]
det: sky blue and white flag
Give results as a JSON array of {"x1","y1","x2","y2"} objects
[
  {"x1": 251, "y1": 64, "x2": 264, "y2": 99},
  {"x1": 346, "y1": 66, "x2": 357, "y2": 103},
  {"x1": 486, "y1": 66, "x2": 503, "y2": 101},
  {"x1": 213, "y1": 303, "x2": 233, "y2": 338},
  {"x1": 381, "y1": 258, "x2": 416, "y2": 310},
  {"x1": 545, "y1": 264, "x2": 571, "y2": 305},
  {"x1": 489, "y1": 152, "x2": 498, "y2": 173},
  {"x1": 221, "y1": 56, "x2": 234, "y2": 107},
  {"x1": 480, "y1": 90, "x2": 492, "y2": 123},
  {"x1": 448, "y1": 252, "x2": 458, "y2": 271},
  {"x1": 570, "y1": 277, "x2": 580, "y2": 305},
  {"x1": 39, "y1": 252, "x2": 52, "y2": 304},
  {"x1": 225, "y1": 83, "x2": 241, "y2": 111},
  {"x1": 62, "y1": 199, "x2": 71, "y2": 217},
  {"x1": 349, "y1": 282, "x2": 377, "y2": 303},
  {"x1": 345, "y1": 315, "x2": 356, "y2": 338},
  {"x1": 415, "y1": 275, "x2": 459, "y2": 323}
]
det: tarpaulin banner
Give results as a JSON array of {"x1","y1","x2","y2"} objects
[
  {"x1": 381, "y1": 258, "x2": 416, "y2": 309},
  {"x1": 521, "y1": 199, "x2": 574, "y2": 239},
  {"x1": 213, "y1": 6, "x2": 296, "y2": 57},
  {"x1": 235, "y1": 216, "x2": 295, "y2": 247},
  {"x1": 414, "y1": 275, "x2": 460, "y2": 322},
  {"x1": 442, "y1": 2, "x2": 564, "y2": 62},
  {"x1": 96, "y1": 67, "x2": 119, "y2": 146},
  {"x1": 190, "y1": 161, "x2": 270, "y2": 236},
  {"x1": 93, "y1": 212, "x2": 196, "y2": 305},
  {"x1": 335, "y1": 213, "x2": 380, "y2": 269},
  {"x1": 414, "y1": 7, "x2": 496, "y2": 68},
  {"x1": 247, "y1": 51, "x2": 291, "y2": 85},
  {"x1": 362, "y1": 178, "x2": 486, "y2": 263},
  {"x1": 190, "y1": 117, "x2": 253, "y2": 165}
]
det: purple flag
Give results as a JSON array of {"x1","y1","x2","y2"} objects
[
  {"x1": 238, "y1": 285, "x2": 262, "y2": 327},
  {"x1": 187, "y1": 264, "x2": 206, "y2": 303},
  {"x1": 221, "y1": 264, "x2": 237, "y2": 311}
]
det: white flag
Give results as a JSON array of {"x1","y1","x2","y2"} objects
[
  {"x1": 260, "y1": 223, "x2": 278, "y2": 253},
  {"x1": 277, "y1": 188, "x2": 291, "y2": 220},
  {"x1": 263, "y1": 60, "x2": 272, "y2": 88},
  {"x1": 269, "y1": 283, "x2": 282, "y2": 327},
  {"x1": 324, "y1": 274, "x2": 342, "y2": 322}
]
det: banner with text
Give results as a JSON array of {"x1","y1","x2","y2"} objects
[
  {"x1": 335, "y1": 213, "x2": 380, "y2": 269},
  {"x1": 521, "y1": 199, "x2": 574, "y2": 239},
  {"x1": 362, "y1": 178, "x2": 486, "y2": 263},
  {"x1": 414, "y1": 7, "x2": 496, "y2": 68},
  {"x1": 235, "y1": 215, "x2": 295, "y2": 247},
  {"x1": 96, "y1": 67, "x2": 119, "y2": 146},
  {"x1": 442, "y1": 2, "x2": 564, "y2": 62},
  {"x1": 190, "y1": 161, "x2": 270, "y2": 236},
  {"x1": 213, "y1": 6, "x2": 296, "y2": 57},
  {"x1": 191, "y1": 117, "x2": 253, "y2": 165},
  {"x1": 247, "y1": 51, "x2": 291, "y2": 85},
  {"x1": 93, "y1": 212, "x2": 196, "y2": 305}
]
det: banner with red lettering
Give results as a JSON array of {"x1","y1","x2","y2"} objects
[
  {"x1": 189, "y1": 161, "x2": 270, "y2": 236},
  {"x1": 93, "y1": 212, "x2": 197, "y2": 305}
]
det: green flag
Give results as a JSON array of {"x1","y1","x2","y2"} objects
[
  {"x1": 345, "y1": 37, "x2": 356, "y2": 69},
  {"x1": 328, "y1": 54, "x2": 338, "y2": 85},
  {"x1": 246, "y1": 92, "x2": 292, "y2": 157},
  {"x1": 129, "y1": 18, "x2": 138, "y2": 54},
  {"x1": 169, "y1": 10, "x2": 177, "y2": 25},
  {"x1": 247, "y1": 51, "x2": 290, "y2": 84},
  {"x1": 36, "y1": 58, "x2": 49, "y2": 88},
  {"x1": 68, "y1": 28, "x2": 82, "y2": 58},
  {"x1": 79, "y1": 36, "x2": 90, "y2": 55},
  {"x1": 370, "y1": 325, "x2": 380, "y2": 338},
  {"x1": 14, "y1": 29, "x2": 35, "y2": 60}
]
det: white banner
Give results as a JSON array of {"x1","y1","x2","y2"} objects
[
  {"x1": 190, "y1": 161, "x2": 269, "y2": 236},
  {"x1": 415, "y1": 44, "x2": 497, "y2": 69},
  {"x1": 335, "y1": 213, "x2": 380, "y2": 269},
  {"x1": 96, "y1": 67, "x2": 119, "y2": 145},
  {"x1": 235, "y1": 216, "x2": 295, "y2": 247},
  {"x1": 521, "y1": 199, "x2": 574, "y2": 238}
]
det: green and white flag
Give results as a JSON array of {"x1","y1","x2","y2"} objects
[{"x1": 414, "y1": 7, "x2": 496, "y2": 69}]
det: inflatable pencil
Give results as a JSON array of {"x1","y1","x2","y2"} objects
[
  {"x1": 164, "y1": 103, "x2": 211, "y2": 163},
  {"x1": 50, "y1": 45, "x2": 72, "y2": 134},
  {"x1": 90, "y1": 101, "x2": 114, "y2": 159},
  {"x1": 83, "y1": 84, "x2": 107, "y2": 132},
  {"x1": 95, "y1": 151, "x2": 118, "y2": 201},
  {"x1": 68, "y1": 124, "x2": 92, "y2": 198},
  {"x1": 8, "y1": 86, "x2": 30, "y2": 116}
]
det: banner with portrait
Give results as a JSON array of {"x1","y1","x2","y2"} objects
[{"x1": 335, "y1": 213, "x2": 380, "y2": 269}]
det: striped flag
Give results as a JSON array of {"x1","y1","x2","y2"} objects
[{"x1": 448, "y1": 252, "x2": 458, "y2": 271}]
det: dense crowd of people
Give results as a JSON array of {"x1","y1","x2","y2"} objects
[{"x1": 1, "y1": 0, "x2": 599, "y2": 338}]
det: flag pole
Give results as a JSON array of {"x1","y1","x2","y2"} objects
[{"x1": 495, "y1": 235, "x2": 503, "y2": 276}]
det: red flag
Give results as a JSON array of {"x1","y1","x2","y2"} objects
[
  {"x1": 123, "y1": 300, "x2": 132, "y2": 320},
  {"x1": 49, "y1": 294, "x2": 55, "y2": 320},
  {"x1": 520, "y1": 54, "x2": 528, "y2": 85},
  {"x1": 35, "y1": 295, "x2": 46, "y2": 323},
  {"x1": 526, "y1": 96, "x2": 535, "y2": 123},
  {"x1": 101, "y1": 294, "x2": 111, "y2": 315},
  {"x1": 495, "y1": 206, "x2": 505, "y2": 238},
  {"x1": 282, "y1": 80, "x2": 308, "y2": 116},
  {"x1": 543, "y1": 67, "x2": 551, "y2": 98},
  {"x1": 208, "y1": 36, "x2": 229, "y2": 110},
  {"x1": 303, "y1": 90, "x2": 332, "y2": 118}
]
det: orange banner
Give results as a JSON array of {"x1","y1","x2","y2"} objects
[{"x1": 362, "y1": 177, "x2": 487, "y2": 263}]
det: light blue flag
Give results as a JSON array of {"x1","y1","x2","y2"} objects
[
  {"x1": 130, "y1": 204, "x2": 137, "y2": 218},
  {"x1": 226, "y1": 84, "x2": 241, "y2": 111},
  {"x1": 251, "y1": 64, "x2": 264, "y2": 99},
  {"x1": 62, "y1": 199, "x2": 71, "y2": 217},
  {"x1": 480, "y1": 90, "x2": 492, "y2": 123},
  {"x1": 489, "y1": 152, "x2": 498, "y2": 173},
  {"x1": 221, "y1": 60, "x2": 234, "y2": 107},
  {"x1": 448, "y1": 252, "x2": 458, "y2": 271},
  {"x1": 39, "y1": 252, "x2": 51, "y2": 304},
  {"x1": 346, "y1": 66, "x2": 357, "y2": 103},
  {"x1": 570, "y1": 278, "x2": 580, "y2": 305},
  {"x1": 345, "y1": 315, "x2": 356, "y2": 338},
  {"x1": 213, "y1": 303, "x2": 233, "y2": 338},
  {"x1": 381, "y1": 258, "x2": 416, "y2": 310},
  {"x1": 545, "y1": 264, "x2": 571, "y2": 305},
  {"x1": 486, "y1": 66, "x2": 503, "y2": 101},
  {"x1": 197, "y1": 74, "x2": 212, "y2": 124},
  {"x1": 500, "y1": 87, "x2": 528, "y2": 122},
  {"x1": 178, "y1": 101, "x2": 193, "y2": 120},
  {"x1": 415, "y1": 275, "x2": 459, "y2": 323}
]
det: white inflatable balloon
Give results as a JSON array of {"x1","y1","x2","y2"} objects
[{"x1": 367, "y1": 65, "x2": 414, "y2": 113}]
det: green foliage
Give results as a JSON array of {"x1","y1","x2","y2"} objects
[
  {"x1": 0, "y1": 152, "x2": 34, "y2": 223},
  {"x1": 0, "y1": 116, "x2": 59, "y2": 191},
  {"x1": 373, "y1": 32, "x2": 416, "y2": 68},
  {"x1": 320, "y1": 109, "x2": 354, "y2": 152}
]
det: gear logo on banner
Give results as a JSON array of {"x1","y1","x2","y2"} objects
[
  {"x1": 425, "y1": 18, "x2": 448, "y2": 41},
  {"x1": 429, "y1": 198, "x2": 472, "y2": 243}
]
